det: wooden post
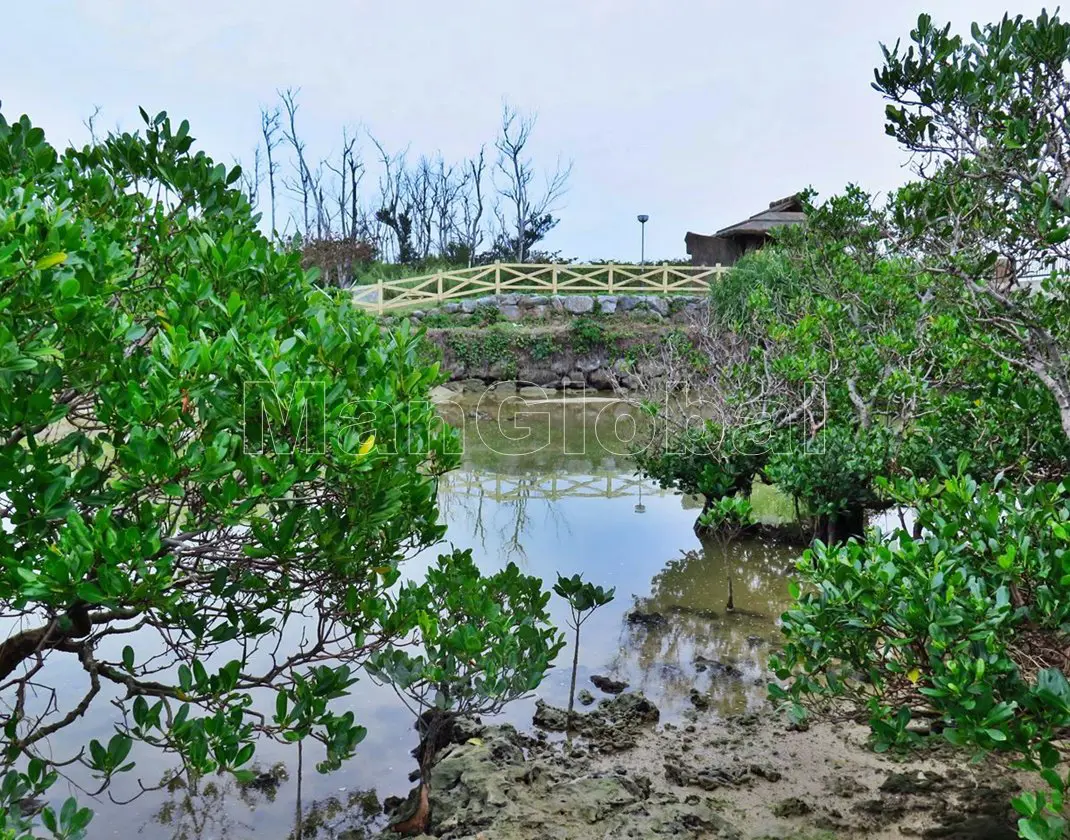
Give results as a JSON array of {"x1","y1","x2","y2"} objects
[
  {"x1": 608, "y1": 264, "x2": 614, "y2": 293},
  {"x1": 377, "y1": 279, "x2": 384, "y2": 316},
  {"x1": 495, "y1": 261, "x2": 501, "y2": 296},
  {"x1": 552, "y1": 264, "x2": 558, "y2": 294},
  {"x1": 661, "y1": 264, "x2": 668, "y2": 294},
  {"x1": 437, "y1": 272, "x2": 443, "y2": 303}
]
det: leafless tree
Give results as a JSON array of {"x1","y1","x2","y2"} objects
[
  {"x1": 260, "y1": 106, "x2": 282, "y2": 235},
  {"x1": 431, "y1": 156, "x2": 465, "y2": 256},
  {"x1": 280, "y1": 88, "x2": 318, "y2": 239},
  {"x1": 408, "y1": 157, "x2": 436, "y2": 261},
  {"x1": 370, "y1": 135, "x2": 413, "y2": 263},
  {"x1": 458, "y1": 148, "x2": 487, "y2": 266},
  {"x1": 494, "y1": 103, "x2": 572, "y2": 262},
  {"x1": 238, "y1": 147, "x2": 262, "y2": 210},
  {"x1": 83, "y1": 105, "x2": 103, "y2": 144}
]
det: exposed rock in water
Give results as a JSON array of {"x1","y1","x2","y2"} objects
[
  {"x1": 532, "y1": 693, "x2": 660, "y2": 753},
  {"x1": 627, "y1": 610, "x2": 668, "y2": 628},
  {"x1": 694, "y1": 656, "x2": 744, "y2": 679},
  {"x1": 531, "y1": 701, "x2": 570, "y2": 732},
  {"x1": 590, "y1": 674, "x2": 629, "y2": 694},
  {"x1": 381, "y1": 724, "x2": 740, "y2": 839},
  {"x1": 666, "y1": 604, "x2": 720, "y2": 621},
  {"x1": 577, "y1": 689, "x2": 595, "y2": 706},
  {"x1": 688, "y1": 689, "x2": 710, "y2": 710}
]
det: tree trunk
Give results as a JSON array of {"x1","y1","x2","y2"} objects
[
  {"x1": 393, "y1": 712, "x2": 447, "y2": 836},
  {"x1": 566, "y1": 622, "x2": 581, "y2": 744}
]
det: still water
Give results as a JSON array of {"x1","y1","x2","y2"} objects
[{"x1": 69, "y1": 396, "x2": 797, "y2": 839}]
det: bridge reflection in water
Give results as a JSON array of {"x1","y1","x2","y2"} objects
[{"x1": 440, "y1": 470, "x2": 670, "y2": 502}]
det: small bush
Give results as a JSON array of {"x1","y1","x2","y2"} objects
[{"x1": 570, "y1": 317, "x2": 607, "y2": 354}]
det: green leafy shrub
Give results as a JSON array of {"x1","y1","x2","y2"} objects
[
  {"x1": 764, "y1": 424, "x2": 893, "y2": 542},
  {"x1": 370, "y1": 550, "x2": 563, "y2": 831},
  {"x1": 634, "y1": 421, "x2": 769, "y2": 502},
  {"x1": 773, "y1": 472, "x2": 1070, "y2": 838},
  {"x1": 445, "y1": 326, "x2": 518, "y2": 376},
  {"x1": 0, "y1": 109, "x2": 455, "y2": 836},
  {"x1": 553, "y1": 574, "x2": 615, "y2": 738},
  {"x1": 472, "y1": 304, "x2": 504, "y2": 327},
  {"x1": 569, "y1": 316, "x2": 607, "y2": 354},
  {"x1": 696, "y1": 494, "x2": 755, "y2": 536}
]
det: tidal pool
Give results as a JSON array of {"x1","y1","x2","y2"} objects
[{"x1": 66, "y1": 395, "x2": 797, "y2": 839}]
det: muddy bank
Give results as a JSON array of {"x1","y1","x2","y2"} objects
[{"x1": 381, "y1": 696, "x2": 1023, "y2": 840}]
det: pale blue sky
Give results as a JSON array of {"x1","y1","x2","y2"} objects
[{"x1": 2, "y1": 0, "x2": 1051, "y2": 260}]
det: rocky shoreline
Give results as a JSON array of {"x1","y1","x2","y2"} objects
[{"x1": 379, "y1": 693, "x2": 1024, "y2": 840}]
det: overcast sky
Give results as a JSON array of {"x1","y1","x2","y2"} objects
[{"x1": 2, "y1": 1, "x2": 1053, "y2": 261}]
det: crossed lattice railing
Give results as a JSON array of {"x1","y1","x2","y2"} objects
[
  {"x1": 440, "y1": 471, "x2": 668, "y2": 502},
  {"x1": 350, "y1": 263, "x2": 727, "y2": 313}
]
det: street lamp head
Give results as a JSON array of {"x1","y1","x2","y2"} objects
[{"x1": 637, "y1": 214, "x2": 649, "y2": 224}]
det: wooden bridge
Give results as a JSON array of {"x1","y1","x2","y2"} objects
[
  {"x1": 440, "y1": 471, "x2": 670, "y2": 502},
  {"x1": 351, "y1": 262, "x2": 728, "y2": 314}
]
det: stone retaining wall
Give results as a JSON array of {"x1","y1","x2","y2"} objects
[
  {"x1": 399, "y1": 293, "x2": 709, "y2": 324},
  {"x1": 424, "y1": 325, "x2": 684, "y2": 394}
]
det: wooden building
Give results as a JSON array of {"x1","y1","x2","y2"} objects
[{"x1": 685, "y1": 194, "x2": 806, "y2": 266}]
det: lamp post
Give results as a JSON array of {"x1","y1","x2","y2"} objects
[{"x1": 637, "y1": 214, "x2": 649, "y2": 266}]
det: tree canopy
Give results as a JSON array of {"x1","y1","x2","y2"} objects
[{"x1": 0, "y1": 108, "x2": 456, "y2": 837}]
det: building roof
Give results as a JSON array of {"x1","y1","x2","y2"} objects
[{"x1": 712, "y1": 193, "x2": 807, "y2": 239}]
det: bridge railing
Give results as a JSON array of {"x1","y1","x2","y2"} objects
[{"x1": 350, "y1": 262, "x2": 727, "y2": 314}]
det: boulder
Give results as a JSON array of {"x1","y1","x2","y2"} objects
[
  {"x1": 694, "y1": 656, "x2": 744, "y2": 679},
  {"x1": 517, "y1": 365, "x2": 559, "y2": 387},
  {"x1": 618, "y1": 295, "x2": 642, "y2": 311},
  {"x1": 499, "y1": 304, "x2": 523, "y2": 321},
  {"x1": 627, "y1": 610, "x2": 668, "y2": 628},
  {"x1": 563, "y1": 295, "x2": 595, "y2": 315},
  {"x1": 591, "y1": 675, "x2": 629, "y2": 694},
  {"x1": 587, "y1": 368, "x2": 616, "y2": 391},
  {"x1": 498, "y1": 293, "x2": 520, "y2": 305},
  {"x1": 647, "y1": 297, "x2": 670, "y2": 317},
  {"x1": 460, "y1": 298, "x2": 479, "y2": 314},
  {"x1": 443, "y1": 302, "x2": 462, "y2": 314},
  {"x1": 575, "y1": 354, "x2": 606, "y2": 373},
  {"x1": 520, "y1": 294, "x2": 550, "y2": 307},
  {"x1": 597, "y1": 295, "x2": 618, "y2": 314}
]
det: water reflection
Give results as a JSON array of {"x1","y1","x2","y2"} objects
[
  {"x1": 618, "y1": 539, "x2": 796, "y2": 715},
  {"x1": 147, "y1": 762, "x2": 381, "y2": 840},
  {"x1": 64, "y1": 395, "x2": 797, "y2": 839}
]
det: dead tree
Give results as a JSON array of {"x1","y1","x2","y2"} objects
[
  {"x1": 494, "y1": 103, "x2": 572, "y2": 262},
  {"x1": 459, "y1": 148, "x2": 487, "y2": 266},
  {"x1": 260, "y1": 106, "x2": 282, "y2": 235},
  {"x1": 238, "y1": 147, "x2": 262, "y2": 210},
  {"x1": 280, "y1": 88, "x2": 317, "y2": 239},
  {"x1": 371, "y1": 135, "x2": 414, "y2": 264}
]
